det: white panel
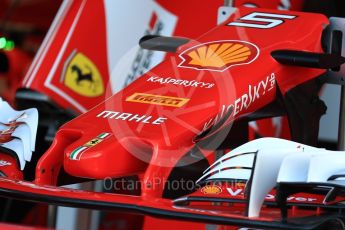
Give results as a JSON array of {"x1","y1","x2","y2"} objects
[
  {"x1": 12, "y1": 125, "x2": 32, "y2": 161},
  {"x1": 104, "y1": 0, "x2": 178, "y2": 92},
  {"x1": 277, "y1": 154, "x2": 311, "y2": 182},
  {"x1": 0, "y1": 99, "x2": 38, "y2": 151},
  {"x1": 195, "y1": 138, "x2": 345, "y2": 218},
  {"x1": 197, "y1": 153, "x2": 255, "y2": 183},
  {"x1": 248, "y1": 149, "x2": 298, "y2": 217},
  {"x1": 207, "y1": 169, "x2": 252, "y2": 181},
  {"x1": 204, "y1": 137, "x2": 319, "y2": 174},
  {"x1": 0, "y1": 98, "x2": 39, "y2": 168},
  {"x1": 307, "y1": 152, "x2": 345, "y2": 182}
]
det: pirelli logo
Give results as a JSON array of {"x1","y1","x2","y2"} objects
[{"x1": 126, "y1": 93, "x2": 189, "y2": 107}]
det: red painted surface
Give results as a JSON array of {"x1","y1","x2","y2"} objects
[
  {"x1": 48, "y1": 7, "x2": 327, "y2": 182},
  {"x1": 0, "y1": 222, "x2": 52, "y2": 230},
  {"x1": 0, "y1": 9, "x2": 326, "y2": 225},
  {"x1": 0, "y1": 153, "x2": 23, "y2": 180}
]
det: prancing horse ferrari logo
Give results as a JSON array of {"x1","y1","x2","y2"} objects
[{"x1": 62, "y1": 50, "x2": 104, "y2": 97}]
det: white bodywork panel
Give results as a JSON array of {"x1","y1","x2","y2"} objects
[
  {"x1": 0, "y1": 98, "x2": 38, "y2": 170},
  {"x1": 197, "y1": 138, "x2": 345, "y2": 218}
]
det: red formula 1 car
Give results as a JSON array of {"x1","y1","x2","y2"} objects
[{"x1": 2, "y1": 5, "x2": 345, "y2": 229}]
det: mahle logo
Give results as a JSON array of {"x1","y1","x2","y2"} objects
[
  {"x1": 178, "y1": 40, "x2": 259, "y2": 72},
  {"x1": 62, "y1": 50, "x2": 104, "y2": 97},
  {"x1": 126, "y1": 93, "x2": 189, "y2": 108}
]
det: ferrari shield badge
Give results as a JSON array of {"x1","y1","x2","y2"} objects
[
  {"x1": 62, "y1": 50, "x2": 104, "y2": 97},
  {"x1": 178, "y1": 40, "x2": 259, "y2": 72},
  {"x1": 70, "y1": 132, "x2": 111, "y2": 161}
]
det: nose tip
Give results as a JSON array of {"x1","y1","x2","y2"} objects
[{"x1": 64, "y1": 136, "x2": 153, "y2": 179}]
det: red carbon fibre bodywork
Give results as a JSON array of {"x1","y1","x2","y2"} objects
[
  {"x1": 34, "y1": 7, "x2": 327, "y2": 192},
  {"x1": 0, "y1": 6, "x2": 340, "y2": 229}
]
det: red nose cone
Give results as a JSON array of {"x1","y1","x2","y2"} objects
[{"x1": 64, "y1": 134, "x2": 151, "y2": 179}]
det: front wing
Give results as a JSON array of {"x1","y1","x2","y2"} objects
[{"x1": 0, "y1": 177, "x2": 343, "y2": 230}]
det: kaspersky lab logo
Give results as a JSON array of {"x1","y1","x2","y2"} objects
[{"x1": 178, "y1": 40, "x2": 259, "y2": 72}]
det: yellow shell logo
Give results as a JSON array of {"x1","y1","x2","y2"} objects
[
  {"x1": 62, "y1": 51, "x2": 104, "y2": 97},
  {"x1": 201, "y1": 185, "x2": 222, "y2": 195},
  {"x1": 178, "y1": 40, "x2": 259, "y2": 72}
]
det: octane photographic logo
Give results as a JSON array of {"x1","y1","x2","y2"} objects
[{"x1": 104, "y1": 39, "x2": 237, "y2": 167}]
